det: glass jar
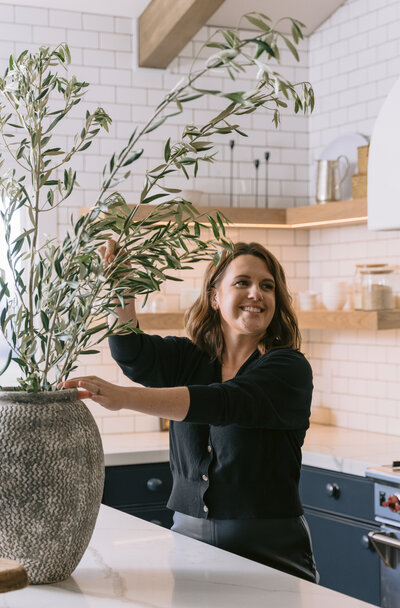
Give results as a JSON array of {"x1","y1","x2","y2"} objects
[
  {"x1": 353, "y1": 264, "x2": 388, "y2": 310},
  {"x1": 393, "y1": 265, "x2": 400, "y2": 309},
  {"x1": 360, "y1": 267, "x2": 395, "y2": 310}
]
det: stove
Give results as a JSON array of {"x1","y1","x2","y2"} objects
[{"x1": 366, "y1": 462, "x2": 400, "y2": 608}]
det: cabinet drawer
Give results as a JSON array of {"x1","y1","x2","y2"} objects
[
  {"x1": 103, "y1": 462, "x2": 173, "y2": 508},
  {"x1": 299, "y1": 466, "x2": 375, "y2": 522}
]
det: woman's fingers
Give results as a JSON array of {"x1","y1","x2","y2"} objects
[
  {"x1": 57, "y1": 376, "x2": 124, "y2": 411},
  {"x1": 57, "y1": 377, "x2": 100, "y2": 395},
  {"x1": 98, "y1": 239, "x2": 118, "y2": 265}
]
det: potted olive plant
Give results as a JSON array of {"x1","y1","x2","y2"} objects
[{"x1": 0, "y1": 14, "x2": 314, "y2": 584}]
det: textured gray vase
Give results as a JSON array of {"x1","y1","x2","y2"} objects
[{"x1": 0, "y1": 389, "x2": 104, "y2": 584}]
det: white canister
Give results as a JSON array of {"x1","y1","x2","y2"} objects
[{"x1": 298, "y1": 291, "x2": 319, "y2": 311}]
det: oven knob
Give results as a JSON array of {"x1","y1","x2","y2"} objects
[
  {"x1": 325, "y1": 482, "x2": 340, "y2": 498},
  {"x1": 361, "y1": 535, "x2": 372, "y2": 550},
  {"x1": 381, "y1": 493, "x2": 400, "y2": 512}
]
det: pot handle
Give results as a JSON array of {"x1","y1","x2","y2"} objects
[{"x1": 337, "y1": 154, "x2": 350, "y2": 184}]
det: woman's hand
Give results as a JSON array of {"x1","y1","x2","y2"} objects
[
  {"x1": 58, "y1": 376, "x2": 190, "y2": 421},
  {"x1": 57, "y1": 376, "x2": 131, "y2": 411},
  {"x1": 97, "y1": 238, "x2": 137, "y2": 327},
  {"x1": 98, "y1": 238, "x2": 119, "y2": 266}
]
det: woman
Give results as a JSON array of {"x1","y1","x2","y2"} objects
[{"x1": 60, "y1": 241, "x2": 317, "y2": 582}]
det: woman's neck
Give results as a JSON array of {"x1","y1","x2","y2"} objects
[{"x1": 221, "y1": 335, "x2": 259, "y2": 380}]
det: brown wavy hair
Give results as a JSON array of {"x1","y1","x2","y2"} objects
[{"x1": 185, "y1": 242, "x2": 301, "y2": 361}]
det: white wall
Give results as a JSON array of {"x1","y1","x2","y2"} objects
[
  {"x1": 306, "y1": 0, "x2": 400, "y2": 435},
  {"x1": 1, "y1": 0, "x2": 400, "y2": 437},
  {"x1": 0, "y1": 2, "x2": 310, "y2": 432}
]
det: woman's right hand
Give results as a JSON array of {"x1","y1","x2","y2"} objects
[
  {"x1": 98, "y1": 239, "x2": 137, "y2": 326},
  {"x1": 98, "y1": 238, "x2": 120, "y2": 266}
]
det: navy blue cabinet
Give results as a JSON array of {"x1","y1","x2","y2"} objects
[
  {"x1": 300, "y1": 466, "x2": 380, "y2": 606},
  {"x1": 102, "y1": 462, "x2": 173, "y2": 529}
]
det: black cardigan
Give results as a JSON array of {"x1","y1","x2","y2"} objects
[{"x1": 109, "y1": 332, "x2": 313, "y2": 520}]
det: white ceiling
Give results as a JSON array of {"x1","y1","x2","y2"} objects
[{"x1": 0, "y1": 0, "x2": 346, "y2": 34}]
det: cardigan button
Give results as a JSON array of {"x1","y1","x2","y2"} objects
[
  {"x1": 207, "y1": 445, "x2": 212, "y2": 453},
  {"x1": 203, "y1": 505, "x2": 209, "y2": 513},
  {"x1": 202, "y1": 474, "x2": 209, "y2": 482}
]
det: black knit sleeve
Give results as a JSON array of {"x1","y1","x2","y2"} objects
[
  {"x1": 108, "y1": 332, "x2": 200, "y2": 388},
  {"x1": 184, "y1": 349, "x2": 313, "y2": 430}
]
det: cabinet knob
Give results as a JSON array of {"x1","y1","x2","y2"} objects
[
  {"x1": 325, "y1": 482, "x2": 340, "y2": 498},
  {"x1": 150, "y1": 519, "x2": 162, "y2": 526},
  {"x1": 147, "y1": 477, "x2": 163, "y2": 492}
]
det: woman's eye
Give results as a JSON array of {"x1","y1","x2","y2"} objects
[
  {"x1": 234, "y1": 280, "x2": 248, "y2": 286},
  {"x1": 262, "y1": 283, "x2": 274, "y2": 290}
]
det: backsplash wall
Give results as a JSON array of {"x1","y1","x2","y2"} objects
[
  {"x1": 1, "y1": 1, "x2": 400, "y2": 437},
  {"x1": 307, "y1": 0, "x2": 400, "y2": 435},
  {"x1": 0, "y1": 3, "x2": 310, "y2": 433}
]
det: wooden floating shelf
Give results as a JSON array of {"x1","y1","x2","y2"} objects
[
  {"x1": 297, "y1": 309, "x2": 400, "y2": 330},
  {"x1": 138, "y1": 308, "x2": 400, "y2": 331},
  {"x1": 80, "y1": 198, "x2": 367, "y2": 230}
]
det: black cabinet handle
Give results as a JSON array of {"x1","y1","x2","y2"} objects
[
  {"x1": 147, "y1": 477, "x2": 163, "y2": 492},
  {"x1": 325, "y1": 482, "x2": 340, "y2": 498}
]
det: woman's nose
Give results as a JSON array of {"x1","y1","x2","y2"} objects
[{"x1": 248, "y1": 285, "x2": 262, "y2": 300}]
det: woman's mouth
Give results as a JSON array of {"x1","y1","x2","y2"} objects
[{"x1": 241, "y1": 306, "x2": 264, "y2": 313}]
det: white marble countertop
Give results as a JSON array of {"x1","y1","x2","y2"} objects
[
  {"x1": 103, "y1": 424, "x2": 400, "y2": 476},
  {"x1": 1, "y1": 504, "x2": 376, "y2": 608}
]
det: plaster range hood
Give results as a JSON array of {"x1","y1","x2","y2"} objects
[{"x1": 208, "y1": 0, "x2": 347, "y2": 35}]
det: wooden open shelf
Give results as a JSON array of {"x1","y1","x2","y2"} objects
[
  {"x1": 285, "y1": 198, "x2": 367, "y2": 228},
  {"x1": 80, "y1": 198, "x2": 367, "y2": 230},
  {"x1": 297, "y1": 309, "x2": 400, "y2": 330},
  {"x1": 138, "y1": 309, "x2": 400, "y2": 332}
]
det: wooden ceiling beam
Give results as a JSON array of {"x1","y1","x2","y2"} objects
[{"x1": 139, "y1": 0, "x2": 225, "y2": 69}]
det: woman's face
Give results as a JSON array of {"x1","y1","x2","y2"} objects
[{"x1": 212, "y1": 254, "x2": 276, "y2": 341}]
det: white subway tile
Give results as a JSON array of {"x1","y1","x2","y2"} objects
[
  {"x1": 115, "y1": 17, "x2": 132, "y2": 35},
  {"x1": 68, "y1": 29, "x2": 99, "y2": 49},
  {"x1": 16, "y1": 6, "x2": 48, "y2": 25},
  {"x1": 49, "y1": 10, "x2": 82, "y2": 29},
  {"x1": 103, "y1": 416, "x2": 135, "y2": 434},
  {"x1": 0, "y1": 4, "x2": 14, "y2": 22},
  {"x1": 83, "y1": 13, "x2": 114, "y2": 32},
  {"x1": 100, "y1": 32, "x2": 131, "y2": 52},
  {"x1": 0, "y1": 22, "x2": 32, "y2": 42},
  {"x1": 134, "y1": 414, "x2": 161, "y2": 432},
  {"x1": 84, "y1": 48, "x2": 115, "y2": 68},
  {"x1": 33, "y1": 25, "x2": 66, "y2": 45}
]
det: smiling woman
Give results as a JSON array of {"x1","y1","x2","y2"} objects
[{"x1": 60, "y1": 241, "x2": 317, "y2": 583}]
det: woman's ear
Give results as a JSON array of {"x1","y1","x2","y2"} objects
[{"x1": 210, "y1": 288, "x2": 218, "y2": 311}]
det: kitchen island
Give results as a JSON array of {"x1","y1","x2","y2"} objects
[{"x1": 1, "y1": 504, "x2": 377, "y2": 607}]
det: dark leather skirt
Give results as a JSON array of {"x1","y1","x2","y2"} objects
[{"x1": 172, "y1": 511, "x2": 318, "y2": 583}]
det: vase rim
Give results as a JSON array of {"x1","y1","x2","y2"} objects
[{"x1": 0, "y1": 388, "x2": 79, "y2": 403}]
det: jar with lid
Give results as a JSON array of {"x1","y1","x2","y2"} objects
[
  {"x1": 360, "y1": 266, "x2": 395, "y2": 310},
  {"x1": 353, "y1": 264, "x2": 388, "y2": 310}
]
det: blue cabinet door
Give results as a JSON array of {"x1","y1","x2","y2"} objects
[
  {"x1": 103, "y1": 462, "x2": 173, "y2": 529},
  {"x1": 305, "y1": 508, "x2": 381, "y2": 606}
]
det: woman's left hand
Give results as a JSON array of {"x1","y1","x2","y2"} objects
[{"x1": 57, "y1": 376, "x2": 130, "y2": 411}]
